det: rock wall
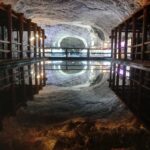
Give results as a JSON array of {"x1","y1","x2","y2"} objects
[{"x1": 0, "y1": 0, "x2": 142, "y2": 46}]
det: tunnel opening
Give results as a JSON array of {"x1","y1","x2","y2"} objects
[{"x1": 60, "y1": 37, "x2": 85, "y2": 49}]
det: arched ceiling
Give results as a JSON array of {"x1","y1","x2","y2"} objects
[{"x1": 0, "y1": 0, "x2": 148, "y2": 47}]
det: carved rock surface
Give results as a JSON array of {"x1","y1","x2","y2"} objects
[{"x1": 1, "y1": 0, "x2": 143, "y2": 46}]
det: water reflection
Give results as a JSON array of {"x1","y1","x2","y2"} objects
[
  {"x1": 45, "y1": 60, "x2": 111, "y2": 87},
  {"x1": 0, "y1": 61, "x2": 46, "y2": 118},
  {"x1": 0, "y1": 60, "x2": 111, "y2": 118},
  {"x1": 45, "y1": 60, "x2": 110, "y2": 71}
]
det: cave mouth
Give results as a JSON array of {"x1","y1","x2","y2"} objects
[
  {"x1": 59, "y1": 37, "x2": 86, "y2": 74},
  {"x1": 60, "y1": 37, "x2": 85, "y2": 48}
]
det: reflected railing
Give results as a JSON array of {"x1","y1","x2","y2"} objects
[
  {"x1": 44, "y1": 47, "x2": 111, "y2": 59},
  {"x1": 0, "y1": 61, "x2": 46, "y2": 117},
  {"x1": 44, "y1": 60, "x2": 111, "y2": 72}
]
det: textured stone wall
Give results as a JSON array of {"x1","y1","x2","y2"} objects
[{"x1": 0, "y1": 0, "x2": 142, "y2": 46}]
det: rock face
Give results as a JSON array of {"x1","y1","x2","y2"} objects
[{"x1": 1, "y1": 0, "x2": 142, "y2": 46}]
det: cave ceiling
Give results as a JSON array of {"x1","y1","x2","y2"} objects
[{"x1": 0, "y1": 0, "x2": 146, "y2": 47}]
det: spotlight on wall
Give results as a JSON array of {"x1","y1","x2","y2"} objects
[
  {"x1": 37, "y1": 74, "x2": 40, "y2": 79},
  {"x1": 121, "y1": 41, "x2": 125, "y2": 47},
  {"x1": 30, "y1": 71, "x2": 34, "y2": 75},
  {"x1": 119, "y1": 69, "x2": 124, "y2": 75},
  {"x1": 58, "y1": 65, "x2": 61, "y2": 70},
  {"x1": 36, "y1": 34, "x2": 39, "y2": 38},
  {"x1": 30, "y1": 37, "x2": 35, "y2": 41},
  {"x1": 41, "y1": 73, "x2": 44, "y2": 77}
]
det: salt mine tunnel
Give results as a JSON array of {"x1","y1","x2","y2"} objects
[{"x1": 0, "y1": 0, "x2": 150, "y2": 149}]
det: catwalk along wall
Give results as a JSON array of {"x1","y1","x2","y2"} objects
[{"x1": 109, "y1": 3, "x2": 150, "y2": 127}]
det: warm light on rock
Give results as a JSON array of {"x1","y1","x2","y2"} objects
[{"x1": 142, "y1": 0, "x2": 150, "y2": 5}]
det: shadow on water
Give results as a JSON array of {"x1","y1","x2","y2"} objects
[{"x1": 0, "y1": 60, "x2": 46, "y2": 123}]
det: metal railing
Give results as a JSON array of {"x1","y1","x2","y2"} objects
[
  {"x1": 44, "y1": 47, "x2": 112, "y2": 60},
  {"x1": 44, "y1": 60, "x2": 111, "y2": 71}
]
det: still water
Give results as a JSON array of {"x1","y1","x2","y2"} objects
[
  {"x1": 0, "y1": 60, "x2": 110, "y2": 118},
  {"x1": 0, "y1": 60, "x2": 149, "y2": 150}
]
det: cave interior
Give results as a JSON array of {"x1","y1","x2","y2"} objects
[{"x1": 0, "y1": 0, "x2": 150, "y2": 150}]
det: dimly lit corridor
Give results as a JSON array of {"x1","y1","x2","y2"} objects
[{"x1": 0, "y1": 1, "x2": 150, "y2": 150}]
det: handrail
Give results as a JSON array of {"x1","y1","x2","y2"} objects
[
  {"x1": 0, "y1": 49, "x2": 10, "y2": 53},
  {"x1": 45, "y1": 52, "x2": 111, "y2": 54},
  {"x1": 44, "y1": 47, "x2": 112, "y2": 60},
  {"x1": 0, "y1": 40, "x2": 10, "y2": 44},
  {"x1": 12, "y1": 42, "x2": 22, "y2": 45},
  {"x1": 44, "y1": 47, "x2": 111, "y2": 50}
]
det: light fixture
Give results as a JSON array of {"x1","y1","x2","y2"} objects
[
  {"x1": 58, "y1": 65, "x2": 61, "y2": 69},
  {"x1": 119, "y1": 69, "x2": 123, "y2": 75},
  {"x1": 36, "y1": 34, "x2": 39, "y2": 38},
  {"x1": 121, "y1": 41, "x2": 125, "y2": 47},
  {"x1": 30, "y1": 37, "x2": 35, "y2": 41},
  {"x1": 30, "y1": 71, "x2": 34, "y2": 74},
  {"x1": 37, "y1": 74, "x2": 40, "y2": 79},
  {"x1": 41, "y1": 73, "x2": 44, "y2": 77}
]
